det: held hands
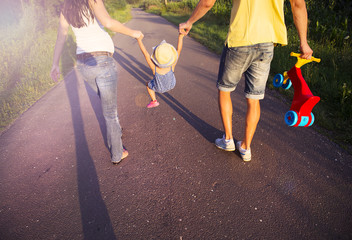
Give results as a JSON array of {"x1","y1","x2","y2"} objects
[
  {"x1": 132, "y1": 30, "x2": 143, "y2": 39},
  {"x1": 179, "y1": 21, "x2": 192, "y2": 35}
]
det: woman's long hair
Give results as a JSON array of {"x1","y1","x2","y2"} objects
[{"x1": 62, "y1": 0, "x2": 97, "y2": 28}]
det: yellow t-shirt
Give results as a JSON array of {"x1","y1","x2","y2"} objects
[{"x1": 226, "y1": 0, "x2": 288, "y2": 47}]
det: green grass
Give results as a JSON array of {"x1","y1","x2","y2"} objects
[
  {"x1": 105, "y1": 4, "x2": 132, "y2": 36},
  {"x1": 0, "y1": 4, "x2": 59, "y2": 132},
  {"x1": 144, "y1": 2, "x2": 352, "y2": 153}
]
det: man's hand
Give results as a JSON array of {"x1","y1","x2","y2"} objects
[
  {"x1": 300, "y1": 42, "x2": 313, "y2": 59},
  {"x1": 179, "y1": 0, "x2": 215, "y2": 35}
]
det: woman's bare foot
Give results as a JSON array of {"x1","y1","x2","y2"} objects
[
  {"x1": 112, "y1": 149, "x2": 129, "y2": 164},
  {"x1": 121, "y1": 149, "x2": 129, "y2": 160}
]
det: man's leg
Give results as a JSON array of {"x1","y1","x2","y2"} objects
[
  {"x1": 218, "y1": 90, "x2": 233, "y2": 140},
  {"x1": 215, "y1": 89, "x2": 236, "y2": 151},
  {"x1": 216, "y1": 45, "x2": 246, "y2": 152},
  {"x1": 242, "y1": 98, "x2": 260, "y2": 150}
]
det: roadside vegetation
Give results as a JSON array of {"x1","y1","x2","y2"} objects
[
  {"x1": 140, "y1": 0, "x2": 352, "y2": 152},
  {"x1": 0, "y1": 0, "x2": 130, "y2": 133}
]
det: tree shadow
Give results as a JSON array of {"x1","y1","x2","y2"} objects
[
  {"x1": 114, "y1": 47, "x2": 222, "y2": 143},
  {"x1": 64, "y1": 70, "x2": 116, "y2": 240}
]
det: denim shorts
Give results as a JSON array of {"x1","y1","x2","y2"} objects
[{"x1": 217, "y1": 43, "x2": 274, "y2": 99}]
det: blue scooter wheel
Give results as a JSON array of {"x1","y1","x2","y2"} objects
[
  {"x1": 282, "y1": 79, "x2": 292, "y2": 90},
  {"x1": 285, "y1": 111, "x2": 298, "y2": 126},
  {"x1": 273, "y1": 74, "x2": 284, "y2": 88},
  {"x1": 308, "y1": 112, "x2": 315, "y2": 126}
]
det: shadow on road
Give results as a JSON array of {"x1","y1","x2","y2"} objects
[
  {"x1": 64, "y1": 71, "x2": 117, "y2": 240},
  {"x1": 114, "y1": 47, "x2": 222, "y2": 143}
]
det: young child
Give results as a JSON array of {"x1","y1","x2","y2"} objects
[{"x1": 137, "y1": 33, "x2": 184, "y2": 108}]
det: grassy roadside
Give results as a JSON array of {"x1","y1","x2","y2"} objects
[
  {"x1": 0, "y1": 2, "x2": 131, "y2": 134},
  {"x1": 144, "y1": 4, "x2": 352, "y2": 153},
  {"x1": 0, "y1": 4, "x2": 59, "y2": 133}
]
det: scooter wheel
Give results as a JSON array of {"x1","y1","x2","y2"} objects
[
  {"x1": 282, "y1": 79, "x2": 292, "y2": 90},
  {"x1": 285, "y1": 111, "x2": 298, "y2": 126},
  {"x1": 308, "y1": 112, "x2": 315, "y2": 126},
  {"x1": 273, "y1": 74, "x2": 283, "y2": 88}
]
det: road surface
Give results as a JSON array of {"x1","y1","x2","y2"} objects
[{"x1": 0, "y1": 8, "x2": 351, "y2": 240}]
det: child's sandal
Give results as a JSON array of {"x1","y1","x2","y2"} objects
[{"x1": 147, "y1": 100, "x2": 159, "y2": 108}]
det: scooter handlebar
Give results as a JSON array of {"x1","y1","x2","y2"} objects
[{"x1": 290, "y1": 52, "x2": 321, "y2": 63}]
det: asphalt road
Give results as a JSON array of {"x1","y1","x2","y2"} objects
[{"x1": 0, "y1": 8, "x2": 351, "y2": 240}]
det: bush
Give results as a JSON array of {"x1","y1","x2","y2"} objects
[
  {"x1": 141, "y1": 0, "x2": 163, "y2": 10},
  {"x1": 105, "y1": 0, "x2": 127, "y2": 11},
  {"x1": 284, "y1": 0, "x2": 351, "y2": 48},
  {"x1": 211, "y1": 0, "x2": 232, "y2": 24},
  {"x1": 184, "y1": 0, "x2": 198, "y2": 10},
  {"x1": 126, "y1": 0, "x2": 142, "y2": 5}
]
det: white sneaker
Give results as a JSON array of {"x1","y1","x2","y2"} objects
[
  {"x1": 236, "y1": 141, "x2": 251, "y2": 161},
  {"x1": 215, "y1": 135, "x2": 235, "y2": 151}
]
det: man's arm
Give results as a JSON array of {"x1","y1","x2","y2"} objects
[
  {"x1": 290, "y1": 0, "x2": 313, "y2": 59},
  {"x1": 179, "y1": 0, "x2": 216, "y2": 35}
]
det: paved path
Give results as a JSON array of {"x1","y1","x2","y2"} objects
[{"x1": 1, "y1": 9, "x2": 351, "y2": 240}]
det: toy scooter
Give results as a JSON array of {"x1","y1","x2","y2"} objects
[{"x1": 273, "y1": 52, "x2": 321, "y2": 127}]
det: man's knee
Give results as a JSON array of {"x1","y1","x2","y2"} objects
[{"x1": 247, "y1": 98, "x2": 259, "y2": 104}]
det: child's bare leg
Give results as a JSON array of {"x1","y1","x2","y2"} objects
[
  {"x1": 146, "y1": 83, "x2": 156, "y2": 101},
  {"x1": 146, "y1": 83, "x2": 159, "y2": 108}
]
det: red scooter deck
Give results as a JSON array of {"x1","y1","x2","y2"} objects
[{"x1": 273, "y1": 52, "x2": 321, "y2": 127}]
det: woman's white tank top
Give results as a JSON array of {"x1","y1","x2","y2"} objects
[{"x1": 71, "y1": 16, "x2": 114, "y2": 54}]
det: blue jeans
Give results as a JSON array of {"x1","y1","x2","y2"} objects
[
  {"x1": 77, "y1": 55, "x2": 123, "y2": 162},
  {"x1": 217, "y1": 43, "x2": 274, "y2": 99}
]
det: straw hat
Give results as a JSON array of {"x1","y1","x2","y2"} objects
[{"x1": 151, "y1": 40, "x2": 178, "y2": 68}]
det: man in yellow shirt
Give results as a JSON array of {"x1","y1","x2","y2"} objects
[{"x1": 179, "y1": 0, "x2": 313, "y2": 161}]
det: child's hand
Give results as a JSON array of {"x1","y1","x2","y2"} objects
[
  {"x1": 179, "y1": 32, "x2": 185, "y2": 38},
  {"x1": 137, "y1": 33, "x2": 144, "y2": 41}
]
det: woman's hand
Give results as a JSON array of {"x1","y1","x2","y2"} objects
[{"x1": 50, "y1": 65, "x2": 60, "y2": 82}]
